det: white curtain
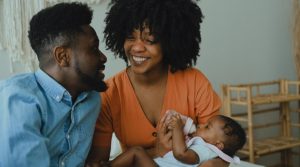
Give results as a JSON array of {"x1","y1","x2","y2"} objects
[{"x1": 0, "y1": 0, "x2": 105, "y2": 72}]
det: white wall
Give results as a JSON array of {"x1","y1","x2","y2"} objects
[{"x1": 199, "y1": 0, "x2": 296, "y2": 92}]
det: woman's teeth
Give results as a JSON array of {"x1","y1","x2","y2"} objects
[{"x1": 132, "y1": 56, "x2": 147, "y2": 64}]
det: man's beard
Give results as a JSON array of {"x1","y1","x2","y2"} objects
[{"x1": 74, "y1": 60, "x2": 107, "y2": 92}]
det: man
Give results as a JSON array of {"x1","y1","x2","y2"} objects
[{"x1": 0, "y1": 2, "x2": 107, "y2": 167}]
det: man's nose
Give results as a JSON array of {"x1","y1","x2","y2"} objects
[{"x1": 99, "y1": 51, "x2": 107, "y2": 63}]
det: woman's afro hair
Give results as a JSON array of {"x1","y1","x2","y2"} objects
[{"x1": 104, "y1": 0, "x2": 203, "y2": 72}]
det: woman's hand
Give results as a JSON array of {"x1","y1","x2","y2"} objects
[{"x1": 155, "y1": 114, "x2": 173, "y2": 157}]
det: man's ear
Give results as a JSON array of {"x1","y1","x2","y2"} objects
[
  {"x1": 53, "y1": 46, "x2": 70, "y2": 67},
  {"x1": 215, "y1": 141, "x2": 224, "y2": 150}
]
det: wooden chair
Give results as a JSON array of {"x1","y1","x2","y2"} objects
[{"x1": 222, "y1": 80, "x2": 300, "y2": 166}]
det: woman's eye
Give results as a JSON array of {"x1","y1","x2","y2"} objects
[
  {"x1": 145, "y1": 39, "x2": 155, "y2": 44},
  {"x1": 126, "y1": 35, "x2": 135, "y2": 40}
]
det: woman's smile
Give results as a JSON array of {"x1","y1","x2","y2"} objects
[{"x1": 132, "y1": 56, "x2": 149, "y2": 65}]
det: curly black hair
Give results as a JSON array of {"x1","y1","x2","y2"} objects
[
  {"x1": 104, "y1": 0, "x2": 203, "y2": 72},
  {"x1": 28, "y1": 2, "x2": 93, "y2": 67},
  {"x1": 218, "y1": 115, "x2": 247, "y2": 157}
]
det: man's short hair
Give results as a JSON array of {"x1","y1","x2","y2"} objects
[{"x1": 28, "y1": 2, "x2": 93, "y2": 64}]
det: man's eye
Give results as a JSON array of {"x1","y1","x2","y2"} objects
[
  {"x1": 94, "y1": 47, "x2": 99, "y2": 51},
  {"x1": 93, "y1": 47, "x2": 100, "y2": 54}
]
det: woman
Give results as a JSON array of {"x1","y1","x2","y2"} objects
[{"x1": 87, "y1": 0, "x2": 226, "y2": 166}]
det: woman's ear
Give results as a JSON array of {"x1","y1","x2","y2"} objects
[
  {"x1": 215, "y1": 141, "x2": 224, "y2": 150},
  {"x1": 53, "y1": 46, "x2": 70, "y2": 67}
]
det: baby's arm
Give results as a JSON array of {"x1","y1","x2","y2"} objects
[
  {"x1": 168, "y1": 114, "x2": 199, "y2": 164},
  {"x1": 165, "y1": 110, "x2": 196, "y2": 134}
]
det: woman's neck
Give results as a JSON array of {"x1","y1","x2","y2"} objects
[{"x1": 127, "y1": 65, "x2": 168, "y2": 86}]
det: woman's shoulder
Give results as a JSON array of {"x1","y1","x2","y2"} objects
[
  {"x1": 172, "y1": 67, "x2": 209, "y2": 83},
  {"x1": 105, "y1": 69, "x2": 128, "y2": 87},
  {"x1": 101, "y1": 69, "x2": 130, "y2": 98}
]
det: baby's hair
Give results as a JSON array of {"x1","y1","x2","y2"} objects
[{"x1": 218, "y1": 115, "x2": 246, "y2": 157}]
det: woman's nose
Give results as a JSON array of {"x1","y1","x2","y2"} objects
[{"x1": 131, "y1": 40, "x2": 146, "y2": 52}]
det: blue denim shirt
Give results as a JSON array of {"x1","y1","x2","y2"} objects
[{"x1": 0, "y1": 69, "x2": 101, "y2": 167}]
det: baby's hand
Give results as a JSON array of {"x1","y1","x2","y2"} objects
[
  {"x1": 167, "y1": 114, "x2": 184, "y2": 130},
  {"x1": 165, "y1": 109, "x2": 188, "y2": 125}
]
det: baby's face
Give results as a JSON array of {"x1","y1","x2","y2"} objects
[{"x1": 195, "y1": 116, "x2": 225, "y2": 145}]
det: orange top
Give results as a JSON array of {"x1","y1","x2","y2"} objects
[{"x1": 93, "y1": 67, "x2": 221, "y2": 150}]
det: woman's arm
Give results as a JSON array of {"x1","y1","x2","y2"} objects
[
  {"x1": 85, "y1": 91, "x2": 115, "y2": 166},
  {"x1": 199, "y1": 158, "x2": 229, "y2": 167},
  {"x1": 86, "y1": 145, "x2": 111, "y2": 161},
  {"x1": 85, "y1": 146, "x2": 111, "y2": 167}
]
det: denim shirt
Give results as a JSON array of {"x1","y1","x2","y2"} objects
[{"x1": 0, "y1": 69, "x2": 101, "y2": 167}]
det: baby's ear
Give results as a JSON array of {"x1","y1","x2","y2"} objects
[{"x1": 215, "y1": 141, "x2": 224, "y2": 150}]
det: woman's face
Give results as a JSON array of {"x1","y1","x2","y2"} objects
[{"x1": 124, "y1": 27, "x2": 164, "y2": 75}]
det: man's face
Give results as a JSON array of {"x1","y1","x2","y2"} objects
[{"x1": 70, "y1": 25, "x2": 107, "y2": 92}]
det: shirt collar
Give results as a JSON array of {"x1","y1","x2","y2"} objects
[{"x1": 34, "y1": 69, "x2": 71, "y2": 103}]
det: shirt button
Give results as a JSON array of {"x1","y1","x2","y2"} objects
[
  {"x1": 152, "y1": 132, "x2": 157, "y2": 137},
  {"x1": 61, "y1": 161, "x2": 65, "y2": 166},
  {"x1": 56, "y1": 95, "x2": 60, "y2": 100},
  {"x1": 66, "y1": 134, "x2": 70, "y2": 139}
]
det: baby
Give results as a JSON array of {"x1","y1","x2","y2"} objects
[{"x1": 102, "y1": 111, "x2": 246, "y2": 167}]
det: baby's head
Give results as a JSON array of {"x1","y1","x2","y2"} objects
[{"x1": 195, "y1": 115, "x2": 246, "y2": 157}]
